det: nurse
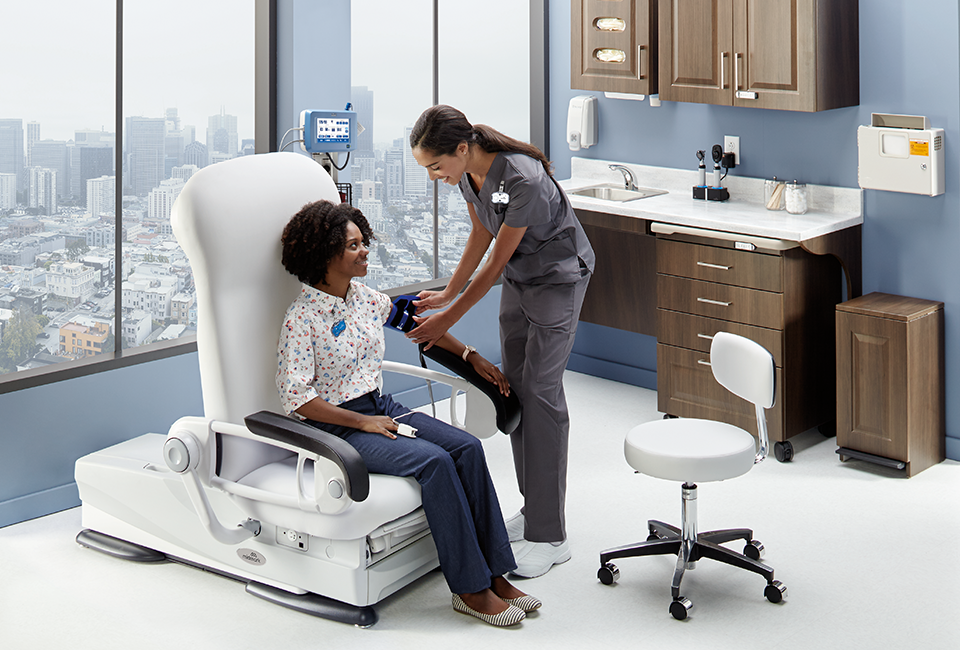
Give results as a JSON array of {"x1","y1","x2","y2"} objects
[{"x1": 408, "y1": 105, "x2": 595, "y2": 578}]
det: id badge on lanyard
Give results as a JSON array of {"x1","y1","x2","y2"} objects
[{"x1": 491, "y1": 180, "x2": 509, "y2": 215}]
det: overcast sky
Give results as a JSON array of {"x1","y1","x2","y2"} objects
[
  {"x1": 1, "y1": 1, "x2": 255, "y2": 143},
  {"x1": 2, "y1": 1, "x2": 526, "y2": 148}
]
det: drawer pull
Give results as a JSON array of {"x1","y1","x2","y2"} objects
[
  {"x1": 697, "y1": 333, "x2": 715, "y2": 341},
  {"x1": 697, "y1": 262, "x2": 730, "y2": 271},
  {"x1": 697, "y1": 298, "x2": 731, "y2": 307},
  {"x1": 697, "y1": 359, "x2": 712, "y2": 367}
]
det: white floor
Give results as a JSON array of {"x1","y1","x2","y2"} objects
[{"x1": 2, "y1": 371, "x2": 958, "y2": 649}]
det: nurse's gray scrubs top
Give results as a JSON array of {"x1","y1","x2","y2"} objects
[{"x1": 459, "y1": 152, "x2": 595, "y2": 286}]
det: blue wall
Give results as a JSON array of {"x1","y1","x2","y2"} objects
[{"x1": 560, "y1": 0, "x2": 960, "y2": 460}]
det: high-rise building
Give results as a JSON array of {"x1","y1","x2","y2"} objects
[
  {"x1": 183, "y1": 141, "x2": 208, "y2": 169},
  {"x1": 31, "y1": 141, "x2": 69, "y2": 199},
  {"x1": 351, "y1": 86, "x2": 374, "y2": 156},
  {"x1": 28, "y1": 167, "x2": 57, "y2": 215},
  {"x1": 75, "y1": 146, "x2": 113, "y2": 204},
  {"x1": 403, "y1": 126, "x2": 427, "y2": 197},
  {"x1": 87, "y1": 175, "x2": 115, "y2": 219},
  {"x1": 0, "y1": 173, "x2": 15, "y2": 210},
  {"x1": 26, "y1": 122, "x2": 40, "y2": 167},
  {"x1": 171, "y1": 164, "x2": 198, "y2": 183},
  {"x1": 126, "y1": 116, "x2": 165, "y2": 196},
  {"x1": 147, "y1": 178, "x2": 185, "y2": 221},
  {"x1": 0, "y1": 119, "x2": 25, "y2": 192},
  {"x1": 385, "y1": 145, "x2": 404, "y2": 201},
  {"x1": 207, "y1": 109, "x2": 238, "y2": 157}
]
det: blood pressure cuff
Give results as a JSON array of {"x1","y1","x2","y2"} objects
[{"x1": 386, "y1": 295, "x2": 419, "y2": 333}]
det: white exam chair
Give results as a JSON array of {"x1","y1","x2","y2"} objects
[{"x1": 75, "y1": 152, "x2": 519, "y2": 627}]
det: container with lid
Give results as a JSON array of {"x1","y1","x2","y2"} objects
[{"x1": 785, "y1": 180, "x2": 808, "y2": 214}]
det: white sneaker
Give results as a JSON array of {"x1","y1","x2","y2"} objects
[
  {"x1": 504, "y1": 511, "x2": 525, "y2": 543},
  {"x1": 511, "y1": 540, "x2": 571, "y2": 578}
]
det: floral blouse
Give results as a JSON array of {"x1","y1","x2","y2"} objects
[{"x1": 277, "y1": 281, "x2": 392, "y2": 418}]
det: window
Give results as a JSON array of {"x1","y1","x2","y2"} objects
[
  {"x1": 0, "y1": 0, "x2": 254, "y2": 381},
  {"x1": 350, "y1": 0, "x2": 530, "y2": 291}
]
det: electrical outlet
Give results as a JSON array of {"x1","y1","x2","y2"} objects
[
  {"x1": 277, "y1": 527, "x2": 310, "y2": 551},
  {"x1": 724, "y1": 135, "x2": 740, "y2": 165}
]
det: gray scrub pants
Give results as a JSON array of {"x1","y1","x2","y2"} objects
[{"x1": 500, "y1": 270, "x2": 590, "y2": 543}]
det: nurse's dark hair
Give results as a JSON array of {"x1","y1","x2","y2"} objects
[
  {"x1": 410, "y1": 104, "x2": 553, "y2": 177},
  {"x1": 280, "y1": 199, "x2": 374, "y2": 286}
]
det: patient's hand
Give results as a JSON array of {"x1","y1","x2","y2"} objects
[
  {"x1": 469, "y1": 354, "x2": 510, "y2": 396},
  {"x1": 359, "y1": 415, "x2": 400, "y2": 439}
]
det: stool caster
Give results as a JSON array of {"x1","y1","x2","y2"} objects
[
  {"x1": 765, "y1": 580, "x2": 787, "y2": 603},
  {"x1": 774, "y1": 440, "x2": 794, "y2": 463},
  {"x1": 597, "y1": 562, "x2": 620, "y2": 585},
  {"x1": 670, "y1": 597, "x2": 693, "y2": 620},
  {"x1": 743, "y1": 539, "x2": 764, "y2": 560}
]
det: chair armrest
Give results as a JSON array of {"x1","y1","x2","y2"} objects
[
  {"x1": 418, "y1": 344, "x2": 521, "y2": 436},
  {"x1": 243, "y1": 411, "x2": 370, "y2": 502}
]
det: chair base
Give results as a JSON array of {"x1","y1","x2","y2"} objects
[{"x1": 599, "y1": 498, "x2": 786, "y2": 620}]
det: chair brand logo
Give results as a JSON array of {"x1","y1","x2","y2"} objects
[{"x1": 237, "y1": 548, "x2": 266, "y2": 566}]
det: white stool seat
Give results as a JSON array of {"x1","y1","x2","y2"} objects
[{"x1": 625, "y1": 418, "x2": 757, "y2": 483}]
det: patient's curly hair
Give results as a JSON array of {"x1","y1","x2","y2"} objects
[{"x1": 280, "y1": 200, "x2": 375, "y2": 286}]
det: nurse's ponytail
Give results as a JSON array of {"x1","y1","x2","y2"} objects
[{"x1": 410, "y1": 104, "x2": 553, "y2": 177}]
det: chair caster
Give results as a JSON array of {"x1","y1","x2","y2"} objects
[
  {"x1": 764, "y1": 580, "x2": 787, "y2": 603},
  {"x1": 743, "y1": 539, "x2": 764, "y2": 560},
  {"x1": 597, "y1": 562, "x2": 620, "y2": 585},
  {"x1": 670, "y1": 597, "x2": 693, "y2": 620},
  {"x1": 774, "y1": 441, "x2": 794, "y2": 463}
]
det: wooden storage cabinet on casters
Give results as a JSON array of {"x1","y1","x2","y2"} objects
[
  {"x1": 655, "y1": 236, "x2": 842, "y2": 461},
  {"x1": 835, "y1": 293, "x2": 945, "y2": 477}
]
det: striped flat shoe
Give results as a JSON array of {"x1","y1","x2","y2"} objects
[
  {"x1": 501, "y1": 594, "x2": 542, "y2": 612},
  {"x1": 452, "y1": 594, "x2": 526, "y2": 627}
]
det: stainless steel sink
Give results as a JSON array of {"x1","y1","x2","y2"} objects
[{"x1": 568, "y1": 184, "x2": 667, "y2": 202}]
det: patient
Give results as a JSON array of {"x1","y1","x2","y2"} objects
[{"x1": 276, "y1": 200, "x2": 540, "y2": 627}]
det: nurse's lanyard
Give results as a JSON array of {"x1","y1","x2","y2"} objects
[{"x1": 491, "y1": 180, "x2": 509, "y2": 215}]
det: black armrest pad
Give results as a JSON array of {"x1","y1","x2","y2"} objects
[
  {"x1": 243, "y1": 411, "x2": 370, "y2": 502},
  {"x1": 418, "y1": 344, "x2": 521, "y2": 435}
]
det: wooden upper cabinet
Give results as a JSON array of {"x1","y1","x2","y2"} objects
[
  {"x1": 658, "y1": 0, "x2": 859, "y2": 111},
  {"x1": 571, "y1": 0, "x2": 659, "y2": 95}
]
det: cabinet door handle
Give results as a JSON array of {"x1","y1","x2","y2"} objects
[
  {"x1": 638, "y1": 45, "x2": 645, "y2": 80},
  {"x1": 697, "y1": 333, "x2": 715, "y2": 341},
  {"x1": 697, "y1": 298, "x2": 731, "y2": 307},
  {"x1": 697, "y1": 261, "x2": 730, "y2": 270},
  {"x1": 720, "y1": 52, "x2": 728, "y2": 89},
  {"x1": 735, "y1": 52, "x2": 759, "y2": 99},
  {"x1": 697, "y1": 359, "x2": 712, "y2": 367}
]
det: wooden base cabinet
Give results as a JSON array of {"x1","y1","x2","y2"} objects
[
  {"x1": 655, "y1": 235, "x2": 842, "y2": 456},
  {"x1": 835, "y1": 293, "x2": 945, "y2": 477}
]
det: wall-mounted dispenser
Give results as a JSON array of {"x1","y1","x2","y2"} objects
[
  {"x1": 858, "y1": 113, "x2": 944, "y2": 196},
  {"x1": 567, "y1": 95, "x2": 598, "y2": 151}
]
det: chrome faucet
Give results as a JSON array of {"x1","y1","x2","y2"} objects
[{"x1": 609, "y1": 164, "x2": 637, "y2": 191}]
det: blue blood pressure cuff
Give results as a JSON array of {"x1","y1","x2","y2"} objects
[{"x1": 386, "y1": 295, "x2": 419, "y2": 333}]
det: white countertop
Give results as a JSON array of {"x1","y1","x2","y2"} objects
[{"x1": 559, "y1": 157, "x2": 863, "y2": 243}]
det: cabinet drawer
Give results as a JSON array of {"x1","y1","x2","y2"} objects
[
  {"x1": 657, "y1": 343, "x2": 784, "y2": 442},
  {"x1": 657, "y1": 309, "x2": 783, "y2": 368},
  {"x1": 657, "y1": 239, "x2": 782, "y2": 291},
  {"x1": 657, "y1": 275, "x2": 783, "y2": 329}
]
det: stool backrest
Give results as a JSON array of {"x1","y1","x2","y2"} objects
[{"x1": 709, "y1": 331, "x2": 776, "y2": 409}]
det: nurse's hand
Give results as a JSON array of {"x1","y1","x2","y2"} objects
[
  {"x1": 469, "y1": 354, "x2": 510, "y2": 396},
  {"x1": 406, "y1": 312, "x2": 452, "y2": 350},
  {"x1": 413, "y1": 289, "x2": 453, "y2": 314},
  {"x1": 359, "y1": 415, "x2": 399, "y2": 439}
]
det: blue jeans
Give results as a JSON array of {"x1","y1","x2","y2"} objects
[{"x1": 305, "y1": 391, "x2": 516, "y2": 594}]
